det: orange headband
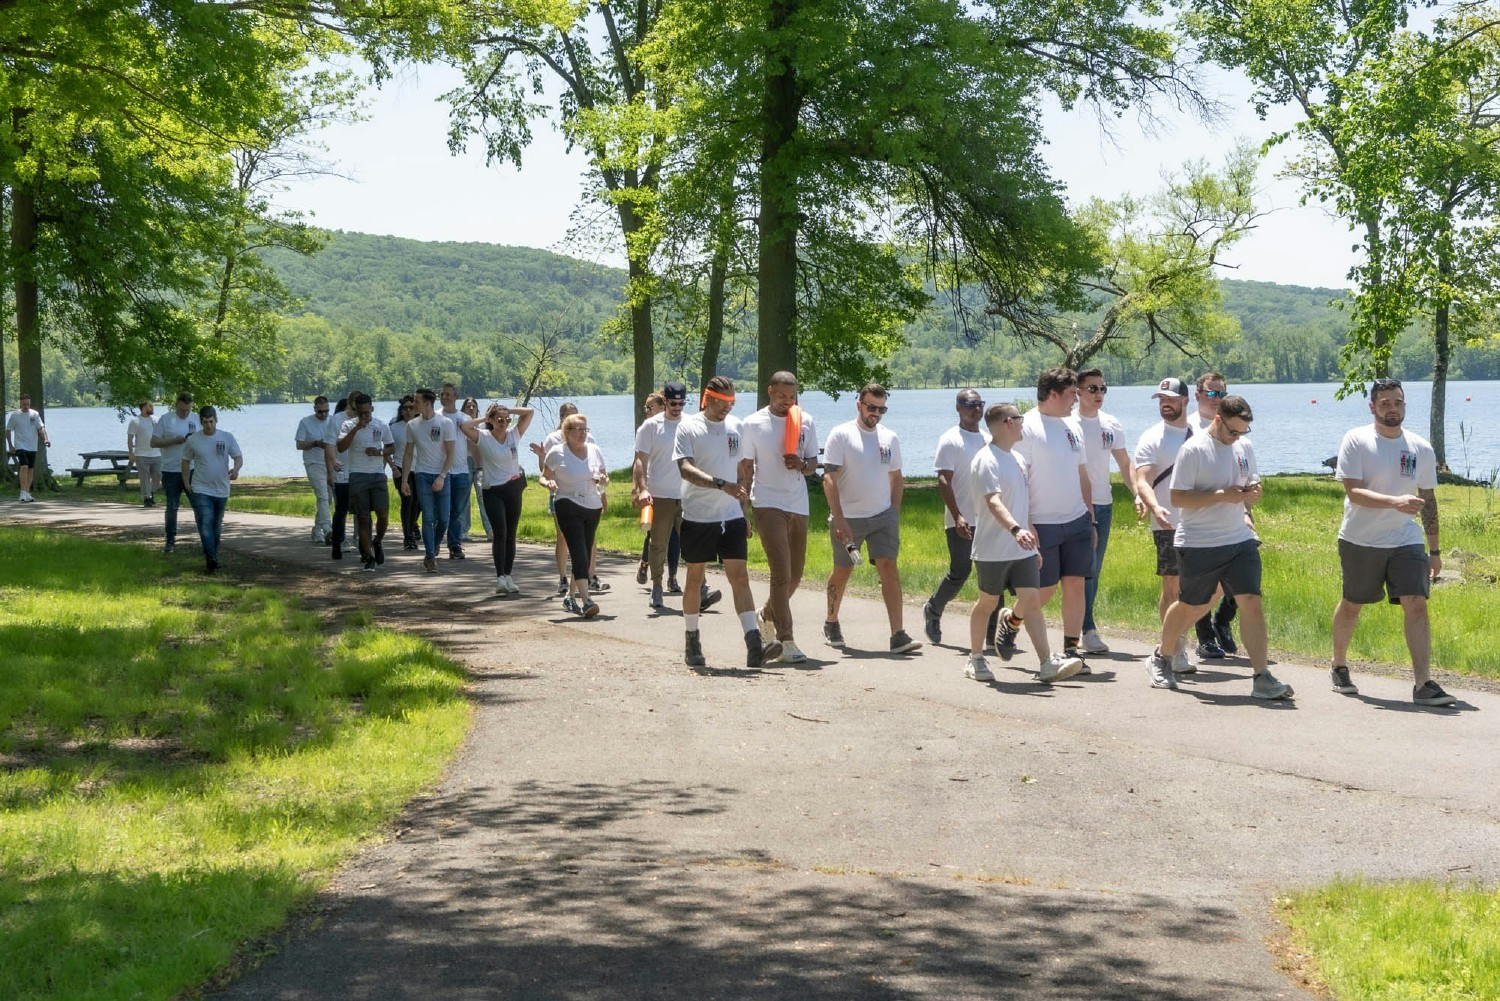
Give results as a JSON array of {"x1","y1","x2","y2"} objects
[{"x1": 701, "y1": 389, "x2": 736, "y2": 407}]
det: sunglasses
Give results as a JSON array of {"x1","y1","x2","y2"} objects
[
  {"x1": 1083, "y1": 385, "x2": 1107, "y2": 394},
  {"x1": 861, "y1": 403, "x2": 888, "y2": 414},
  {"x1": 959, "y1": 400, "x2": 985, "y2": 408},
  {"x1": 1204, "y1": 389, "x2": 1226, "y2": 398},
  {"x1": 1224, "y1": 423, "x2": 1252, "y2": 437}
]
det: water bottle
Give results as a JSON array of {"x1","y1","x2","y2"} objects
[{"x1": 845, "y1": 542, "x2": 863, "y2": 566}]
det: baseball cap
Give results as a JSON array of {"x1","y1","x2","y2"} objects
[
  {"x1": 1151, "y1": 378, "x2": 1189, "y2": 399},
  {"x1": 662, "y1": 381, "x2": 688, "y2": 401}
]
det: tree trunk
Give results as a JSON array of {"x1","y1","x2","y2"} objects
[
  {"x1": 756, "y1": 0, "x2": 801, "y2": 409},
  {"x1": 0, "y1": 184, "x2": 8, "y2": 422},
  {"x1": 11, "y1": 177, "x2": 49, "y2": 488},
  {"x1": 1431, "y1": 245, "x2": 1452, "y2": 471},
  {"x1": 700, "y1": 245, "x2": 727, "y2": 389},
  {"x1": 617, "y1": 203, "x2": 655, "y2": 421}
]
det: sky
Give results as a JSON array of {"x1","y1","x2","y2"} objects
[{"x1": 275, "y1": 62, "x2": 1358, "y2": 290}]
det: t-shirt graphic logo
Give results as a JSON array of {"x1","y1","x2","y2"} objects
[
  {"x1": 879, "y1": 445, "x2": 893, "y2": 464},
  {"x1": 727, "y1": 433, "x2": 740, "y2": 456},
  {"x1": 1400, "y1": 451, "x2": 1418, "y2": 478},
  {"x1": 1101, "y1": 429, "x2": 1115, "y2": 449},
  {"x1": 1066, "y1": 429, "x2": 1082, "y2": 452},
  {"x1": 429, "y1": 427, "x2": 441, "y2": 441},
  {"x1": 1237, "y1": 454, "x2": 1249, "y2": 475},
  {"x1": 372, "y1": 429, "x2": 382, "y2": 443},
  {"x1": 215, "y1": 441, "x2": 226, "y2": 456}
]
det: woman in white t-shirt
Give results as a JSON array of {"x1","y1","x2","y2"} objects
[
  {"x1": 541, "y1": 413, "x2": 608, "y2": 617},
  {"x1": 389, "y1": 396, "x2": 420, "y2": 549},
  {"x1": 460, "y1": 401, "x2": 535, "y2": 594}
]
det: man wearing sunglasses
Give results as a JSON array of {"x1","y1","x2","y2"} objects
[
  {"x1": 1074, "y1": 368, "x2": 1138, "y2": 655},
  {"x1": 922, "y1": 388, "x2": 994, "y2": 646},
  {"x1": 1152, "y1": 395, "x2": 1293, "y2": 700},
  {"x1": 1191, "y1": 371, "x2": 1240, "y2": 659}
]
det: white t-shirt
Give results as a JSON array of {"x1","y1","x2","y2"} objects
[
  {"x1": 1170, "y1": 432, "x2": 1259, "y2": 547},
  {"x1": 389, "y1": 420, "x2": 409, "y2": 470},
  {"x1": 475, "y1": 428, "x2": 524, "y2": 485},
  {"x1": 970, "y1": 444, "x2": 1032, "y2": 563},
  {"x1": 933, "y1": 425, "x2": 988, "y2": 526},
  {"x1": 633, "y1": 413, "x2": 685, "y2": 500},
  {"x1": 1189, "y1": 411, "x2": 1214, "y2": 433},
  {"x1": 1014, "y1": 410, "x2": 1087, "y2": 524},
  {"x1": 740, "y1": 407, "x2": 819, "y2": 515},
  {"x1": 5, "y1": 409, "x2": 44, "y2": 451},
  {"x1": 154, "y1": 411, "x2": 200, "y2": 466},
  {"x1": 128, "y1": 414, "x2": 159, "y2": 458},
  {"x1": 339, "y1": 417, "x2": 393, "y2": 475},
  {"x1": 1336, "y1": 424, "x2": 1437, "y2": 549},
  {"x1": 544, "y1": 442, "x2": 606, "y2": 510},
  {"x1": 296, "y1": 413, "x2": 336, "y2": 468},
  {"x1": 823, "y1": 420, "x2": 902, "y2": 519},
  {"x1": 407, "y1": 414, "x2": 457, "y2": 476},
  {"x1": 181, "y1": 430, "x2": 241, "y2": 498},
  {"x1": 673, "y1": 412, "x2": 746, "y2": 523},
  {"x1": 1133, "y1": 421, "x2": 1193, "y2": 529},
  {"x1": 1078, "y1": 411, "x2": 1125, "y2": 506}
]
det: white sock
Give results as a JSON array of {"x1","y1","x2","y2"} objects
[
  {"x1": 738, "y1": 610, "x2": 757, "y2": 633},
  {"x1": 685, "y1": 614, "x2": 699, "y2": 632}
]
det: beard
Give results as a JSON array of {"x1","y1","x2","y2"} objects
[{"x1": 1379, "y1": 413, "x2": 1403, "y2": 427}]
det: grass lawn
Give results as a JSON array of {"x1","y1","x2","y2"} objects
[{"x1": 0, "y1": 526, "x2": 470, "y2": 1000}]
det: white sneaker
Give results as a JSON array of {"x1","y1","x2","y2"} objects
[
  {"x1": 965, "y1": 655, "x2": 995, "y2": 682},
  {"x1": 503, "y1": 575, "x2": 520, "y2": 594},
  {"x1": 778, "y1": 640, "x2": 807, "y2": 663},
  {"x1": 1039, "y1": 652, "x2": 1084, "y2": 684},
  {"x1": 1081, "y1": 629, "x2": 1110, "y2": 654},
  {"x1": 495, "y1": 576, "x2": 507, "y2": 593},
  {"x1": 19, "y1": 491, "x2": 32, "y2": 502},
  {"x1": 1172, "y1": 647, "x2": 1195, "y2": 676}
]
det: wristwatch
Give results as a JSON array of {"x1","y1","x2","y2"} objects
[
  {"x1": 1009, "y1": 524, "x2": 1023, "y2": 536},
  {"x1": 713, "y1": 477, "x2": 726, "y2": 489}
]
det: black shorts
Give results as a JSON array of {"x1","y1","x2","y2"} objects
[
  {"x1": 1339, "y1": 540, "x2": 1430, "y2": 604},
  {"x1": 681, "y1": 517, "x2": 749, "y2": 564},
  {"x1": 1152, "y1": 529, "x2": 1179, "y2": 576},
  {"x1": 1177, "y1": 540, "x2": 1262, "y2": 606},
  {"x1": 12, "y1": 449, "x2": 36, "y2": 468},
  {"x1": 348, "y1": 473, "x2": 390, "y2": 517},
  {"x1": 1034, "y1": 513, "x2": 1093, "y2": 587}
]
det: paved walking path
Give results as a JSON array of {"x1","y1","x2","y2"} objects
[{"x1": 8, "y1": 497, "x2": 1499, "y2": 999}]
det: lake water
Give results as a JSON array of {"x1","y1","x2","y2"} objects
[{"x1": 29, "y1": 381, "x2": 1500, "y2": 482}]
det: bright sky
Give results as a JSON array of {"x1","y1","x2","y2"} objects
[{"x1": 276, "y1": 62, "x2": 1358, "y2": 290}]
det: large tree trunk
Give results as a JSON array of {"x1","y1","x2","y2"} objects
[
  {"x1": 1431, "y1": 244, "x2": 1452, "y2": 471},
  {"x1": 617, "y1": 203, "x2": 655, "y2": 422},
  {"x1": 699, "y1": 244, "x2": 727, "y2": 389},
  {"x1": 1, "y1": 184, "x2": 8, "y2": 422},
  {"x1": 756, "y1": 0, "x2": 801, "y2": 409},
  {"x1": 11, "y1": 177, "x2": 49, "y2": 488}
]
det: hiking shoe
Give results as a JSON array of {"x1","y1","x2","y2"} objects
[
  {"x1": 700, "y1": 585, "x2": 722, "y2": 609},
  {"x1": 1330, "y1": 666, "x2": 1358, "y2": 694},
  {"x1": 667, "y1": 576, "x2": 682, "y2": 594},
  {"x1": 1064, "y1": 645, "x2": 1091, "y2": 675},
  {"x1": 649, "y1": 584, "x2": 664, "y2": 609},
  {"x1": 580, "y1": 599, "x2": 600, "y2": 619},
  {"x1": 556, "y1": 576, "x2": 570, "y2": 597},
  {"x1": 636, "y1": 560, "x2": 648, "y2": 585},
  {"x1": 746, "y1": 631, "x2": 765, "y2": 668},
  {"x1": 589, "y1": 576, "x2": 610, "y2": 593},
  {"x1": 1081, "y1": 629, "x2": 1109, "y2": 654},
  {"x1": 1413, "y1": 681, "x2": 1456, "y2": 706},
  {"x1": 1173, "y1": 647, "x2": 1196, "y2": 676},
  {"x1": 685, "y1": 630, "x2": 706, "y2": 668},
  {"x1": 423, "y1": 557, "x2": 438, "y2": 574},
  {"x1": 1039, "y1": 653, "x2": 1084, "y2": 684},
  {"x1": 823, "y1": 621, "x2": 845, "y2": 649},
  {"x1": 965, "y1": 655, "x2": 994, "y2": 682},
  {"x1": 890, "y1": 630, "x2": 922, "y2": 654},
  {"x1": 922, "y1": 601, "x2": 942, "y2": 645},
  {"x1": 993, "y1": 608, "x2": 1018, "y2": 661},
  {"x1": 373, "y1": 542, "x2": 385, "y2": 565},
  {"x1": 1148, "y1": 648, "x2": 1178, "y2": 690},
  {"x1": 1252, "y1": 671, "x2": 1294, "y2": 700},
  {"x1": 779, "y1": 640, "x2": 807, "y2": 663},
  {"x1": 1197, "y1": 639, "x2": 1226, "y2": 659},
  {"x1": 1216, "y1": 623, "x2": 1238, "y2": 655}
]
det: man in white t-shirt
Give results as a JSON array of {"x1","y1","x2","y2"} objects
[
  {"x1": 294, "y1": 396, "x2": 336, "y2": 543},
  {"x1": 1191, "y1": 370, "x2": 1239, "y2": 658},
  {"x1": 1074, "y1": 367, "x2": 1138, "y2": 655},
  {"x1": 674, "y1": 375, "x2": 767, "y2": 668},
  {"x1": 337, "y1": 392, "x2": 395, "y2": 572},
  {"x1": 921, "y1": 389, "x2": 993, "y2": 647},
  {"x1": 963, "y1": 403, "x2": 1084, "y2": 686},
  {"x1": 822, "y1": 382, "x2": 921, "y2": 655},
  {"x1": 180, "y1": 405, "x2": 243, "y2": 574},
  {"x1": 5, "y1": 393, "x2": 50, "y2": 502},
  {"x1": 1330, "y1": 378, "x2": 1454, "y2": 706},
  {"x1": 438, "y1": 382, "x2": 473, "y2": 558},
  {"x1": 1150, "y1": 395, "x2": 1293, "y2": 700},
  {"x1": 127, "y1": 399, "x2": 162, "y2": 507},
  {"x1": 400, "y1": 387, "x2": 456, "y2": 573},
  {"x1": 1006, "y1": 367, "x2": 1093, "y2": 666},
  {"x1": 634, "y1": 381, "x2": 691, "y2": 609},
  {"x1": 1132, "y1": 377, "x2": 1197, "y2": 681},
  {"x1": 151, "y1": 391, "x2": 200, "y2": 552},
  {"x1": 738, "y1": 370, "x2": 820, "y2": 663}
]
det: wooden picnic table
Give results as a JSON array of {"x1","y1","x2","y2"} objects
[{"x1": 68, "y1": 450, "x2": 137, "y2": 486}]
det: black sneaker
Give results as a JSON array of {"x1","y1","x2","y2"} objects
[
  {"x1": 1413, "y1": 681, "x2": 1456, "y2": 706},
  {"x1": 373, "y1": 542, "x2": 385, "y2": 565},
  {"x1": 636, "y1": 561, "x2": 648, "y2": 585},
  {"x1": 823, "y1": 621, "x2": 846, "y2": 648},
  {"x1": 1197, "y1": 639, "x2": 1226, "y2": 659},
  {"x1": 362, "y1": 557, "x2": 377, "y2": 572},
  {"x1": 993, "y1": 608, "x2": 1018, "y2": 661},
  {"x1": 331, "y1": 542, "x2": 343, "y2": 560},
  {"x1": 667, "y1": 576, "x2": 682, "y2": 594},
  {"x1": 922, "y1": 601, "x2": 942, "y2": 645},
  {"x1": 746, "y1": 631, "x2": 765, "y2": 668},
  {"x1": 1063, "y1": 645, "x2": 1091, "y2": 675},
  {"x1": 589, "y1": 576, "x2": 611, "y2": 593},
  {"x1": 1216, "y1": 623, "x2": 1238, "y2": 655},
  {"x1": 685, "y1": 630, "x2": 706, "y2": 668},
  {"x1": 1330, "y1": 666, "x2": 1358, "y2": 694},
  {"x1": 556, "y1": 577, "x2": 570, "y2": 597},
  {"x1": 562, "y1": 595, "x2": 579, "y2": 614},
  {"x1": 449, "y1": 545, "x2": 466, "y2": 560},
  {"x1": 890, "y1": 630, "x2": 922, "y2": 654},
  {"x1": 700, "y1": 585, "x2": 722, "y2": 610}
]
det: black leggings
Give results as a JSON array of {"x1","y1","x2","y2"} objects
[
  {"x1": 554, "y1": 498, "x2": 601, "y2": 582},
  {"x1": 330, "y1": 481, "x2": 351, "y2": 549},
  {"x1": 395, "y1": 467, "x2": 421, "y2": 544},
  {"x1": 482, "y1": 477, "x2": 526, "y2": 575}
]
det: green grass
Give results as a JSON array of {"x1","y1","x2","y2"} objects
[
  {"x1": 1280, "y1": 879, "x2": 1500, "y2": 1000},
  {"x1": 61, "y1": 470, "x2": 1500, "y2": 676},
  {"x1": 0, "y1": 526, "x2": 470, "y2": 1000}
]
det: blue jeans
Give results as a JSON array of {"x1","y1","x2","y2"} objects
[
  {"x1": 1082, "y1": 501, "x2": 1114, "y2": 633},
  {"x1": 190, "y1": 492, "x2": 228, "y2": 564},
  {"x1": 446, "y1": 471, "x2": 471, "y2": 549},
  {"x1": 414, "y1": 473, "x2": 451, "y2": 559},
  {"x1": 162, "y1": 470, "x2": 187, "y2": 546}
]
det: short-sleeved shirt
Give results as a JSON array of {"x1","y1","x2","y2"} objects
[
  {"x1": 476, "y1": 428, "x2": 524, "y2": 485},
  {"x1": 5, "y1": 409, "x2": 44, "y2": 451},
  {"x1": 181, "y1": 431, "x2": 241, "y2": 498},
  {"x1": 296, "y1": 414, "x2": 336, "y2": 468},
  {"x1": 339, "y1": 417, "x2": 393, "y2": 475},
  {"x1": 1133, "y1": 421, "x2": 1193, "y2": 529},
  {"x1": 933, "y1": 425, "x2": 988, "y2": 526},
  {"x1": 823, "y1": 420, "x2": 902, "y2": 519},
  {"x1": 970, "y1": 444, "x2": 1031, "y2": 562},
  {"x1": 406, "y1": 414, "x2": 457, "y2": 476},
  {"x1": 674, "y1": 413, "x2": 745, "y2": 523},
  {"x1": 544, "y1": 442, "x2": 607, "y2": 509},
  {"x1": 1014, "y1": 410, "x2": 1087, "y2": 524},
  {"x1": 740, "y1": 407, "x2": 820, "y2": 515},
  {"x1": 154, "y1": 411, "x2": 200, "y2": 466},
  {"x1": 389, "y1": 420, "x2": 409, "y2": 469},
  {"x1": 1336, "y1": 424, "x2": 1438, "y2": 549},
  {"x1": 1189, "y1": 411, "x2": 1214, "y2": 433},
  {"x1": 633, "y1": 413, "x2": 685, "y2": 500},
  {"x1": 1078, "y1": 411, "x2": 1125, "y2": 506},
  {"x1": 128, "y1": 414, "x2": 159, "y2": 457},
  {"x1": 1170, "y1": 432, "x2": 1258, "y2": 548}
]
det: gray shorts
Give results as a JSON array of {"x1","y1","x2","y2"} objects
[
  {"x1": 1177, "y1": 539, "x2": 1261, "y2": 606},
  {"x1": 348, "y1": 472, "x2": 389, "y2": 517},
  {"x1": 975, "y1": 556, "x2": 1040, "y2": 596},
  {"x1": 832, "y1": 506, "x2": 900, "y2": 566},
  {"x1": 1339, "y1": 540, "x2": 1430, "y2": 604}
]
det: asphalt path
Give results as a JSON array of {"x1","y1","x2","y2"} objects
[{"x1": 7, "y1": 496, "x2": 1497, "y2": 999}]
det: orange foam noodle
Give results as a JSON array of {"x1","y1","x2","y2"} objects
[
  {"x1": 783, "y1": 404, "x2": 803, "y2": 455},
  {"x1": 640, "y1": 502, "x2": 653, "y2": 531}
]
